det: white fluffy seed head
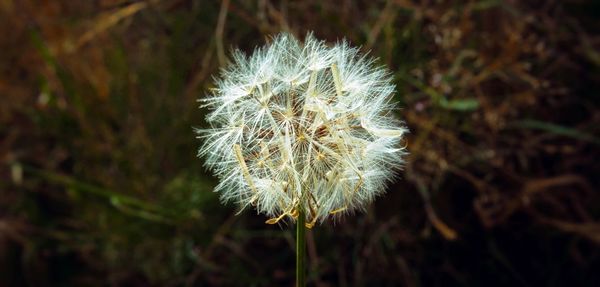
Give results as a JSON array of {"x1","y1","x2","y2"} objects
[{"x1": 196, "y1": 33, "x2": 407, "y2": 227}]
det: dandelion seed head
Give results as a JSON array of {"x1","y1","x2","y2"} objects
[{"x1": 197, "y1": 32, "x2": 407, "y2": 226}]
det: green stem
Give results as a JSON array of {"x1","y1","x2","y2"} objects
[{"x1": 296, "y1": 208, "x2": 306, "y2": 287}]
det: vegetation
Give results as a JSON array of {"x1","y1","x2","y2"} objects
[{"x1": 1, "y1": 0, "x2": 598, "y2": 286}]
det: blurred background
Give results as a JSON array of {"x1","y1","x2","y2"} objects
[{"x1": 1, "y1": 0, "x2": 599, "y2": 286}]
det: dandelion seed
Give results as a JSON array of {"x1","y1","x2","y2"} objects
[{"x1": 196, "y1": 32, "x2": 407, "y2": 227}]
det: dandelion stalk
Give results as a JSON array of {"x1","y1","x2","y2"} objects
[{"x1": 296, "y1": 208, "x2": 306, "y2": 287}]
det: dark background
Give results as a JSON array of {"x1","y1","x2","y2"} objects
[{"x1": 1, "y1": 0, "x2": 599, "y2": 286}]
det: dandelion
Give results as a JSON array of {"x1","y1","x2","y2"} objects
[
  {"x1": 196, "y1": 32, "x2": 406, "y2": 285},
  {"x1": 197, "y1": 32, "x2": 407, "y2": 227}
]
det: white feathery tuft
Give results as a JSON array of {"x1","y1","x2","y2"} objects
[{"x1": 196, "y1": 32, "x2": 407, "y2": 227}]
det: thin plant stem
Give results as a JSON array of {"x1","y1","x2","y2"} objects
[{"x1": 296, "y1": 208, "x2": 306, "y2": 287}]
